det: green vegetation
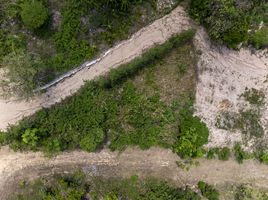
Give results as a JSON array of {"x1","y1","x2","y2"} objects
[
  {"x1": 0, "y1": 0, "x2": 179, "y2": 96},
  {"x1": 189, "y1": 0, "x2": 268, "y2": 48},
  {"x1": 198, "y1": 181, "x2": 219, "y2": 200},
  {"x1": 206, "y1": 147, "x2": 231, "y2": 161},
  {"x1": 11, "y1": 172, "x2": 203, "y2": 200},
  {"x1": 233, "y1": 143, "x2": 250, "y2": 164},
  {"x1": 20, "y1": 0, "x2": 48, "y2": 30},
  {"x1": 174, "y1": 111, "x2": 208, "y2": 159},
  {"x1": 242, "y1": 88, "x2": 265, "y2": 106},
  {"x1": 249, "y1": 27, "x2": 268, "y2": 49},
  {"x1": 2, "y1": 30, "x2": 209, "y2": 158},
  {"x1": 235, "y1": 184, "x2": 268, "y2": 200}
]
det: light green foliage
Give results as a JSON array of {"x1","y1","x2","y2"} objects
[
  {"x1": 22, "y1": 128, "x2": 39, "y2": 148},
  {"x1": 80, "y1": 128, "x2": 105, "y2": 151},
  {"x1": 250, "y1": 27, "x2": 268, "y2": 49},
  {"x1": 174, "y1": 109, "x2": 209, "y2": 159},
  {"x1": 198, "y1": 181, "x2": 219, "y2": 200},
  {"x1": 20, "y1": 0, "x2": 48, "y2": 30}
]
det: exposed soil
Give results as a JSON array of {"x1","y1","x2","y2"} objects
[{"x1": 194, "y1": 28, "x2": 268, "y2": 149}]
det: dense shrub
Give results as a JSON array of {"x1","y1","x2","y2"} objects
[
  {"x1": 20, "y1": 0, "x2": 48, "y2": 30},
  {"x1": 249, "y1": 27, "x2": 268, "y2": 49},
  {"x1": 189, "y1": 0, "x2": 249, "y2": 48},
  {"x1": 174, "y1": 109, "x2": 209, "y2": 159},
  {"x1": 198, "y1": 181, "x2": 219, "y2": 200}
]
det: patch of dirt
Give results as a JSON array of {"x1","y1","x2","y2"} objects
[
  {"x1": 194, "y1": 28, "x2": 268, "y2": 149},
  {"x1": 1, "y1": 147, "x2": 268, "y2": 199},
  {"x1": 0, "y1": 5, "x2": 192, "y2": 131}
]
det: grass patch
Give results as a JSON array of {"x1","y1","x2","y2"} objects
[
  {"x1": 249, "y1": 27, "x2": 268, "y2": 49},
  {"x1": 3, "y1": 30, "x2": 209, "y2": 158}
]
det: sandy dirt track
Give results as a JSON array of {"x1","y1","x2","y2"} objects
[
  {"x1": 0, "y1": 6, "x2": 191, "y2": 131},
  {"x1": 1, "y1": 147, "x2": 268, "y2": 199}
]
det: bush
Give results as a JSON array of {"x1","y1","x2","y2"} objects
[
  {"x1": 218, "y1": 147, "x2": 231, "y2": 161},
  {"x1": 198, "y1": 181, "x2": 219, "y2": 200},
  {"x1": 20, "y1": 0, "x2": 48, "y2": 30},
  {"x1": 233, "y1": 143, "x2": 247, "y2": 164},
  {"x1": 174, "y1": 108, "x2": 209, "y2": 159},
  {"x1": 79, "y1": 128, "x2": 105, "y2": 151},
  {"x1": 249, "y1": 27, "x2": 268, "y2": 49},
  {"x1": 189, "y1": 0, "x2": 249, "y2": 48}
]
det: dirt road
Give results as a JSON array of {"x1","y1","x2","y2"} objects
[
  {"x1": 0, "y1": 6, "x2": 191, "y2": 131},
  {"x1": 0, "y1": 146, "x2": 268, "y2": 199}
]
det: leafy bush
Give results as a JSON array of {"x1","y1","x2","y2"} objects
[
  {"x1": 217, "y1": 147, "x2": 231, "y2": 161},
  {"x1": 249, "y1": 27, "x2": 268, "y2": 49},
  {"x1": 174, "y1": 108, "x2": 209, "y2": 159},
  {"x1": 189, "y1": 0, "x2": 249, "y2": 48},
  {"x1": 198, "y1": 181, "x2": 219, "y2": 200},
  {"x1": 80, "y1": 128, "x2": 105, "y2": 151},
  {"x1": 20, "y1": 0, "x2": 48, "y2": 30},
  {"x1": 233, "y1": 143, "x2": 248, "y2": 164}
]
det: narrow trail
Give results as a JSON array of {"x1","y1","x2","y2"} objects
[
  {"x1": 0, "y1": 6, "x2": 191, "y2": 131},
  {"x1": 1, "y1": 147, "x2": 268, "y2": 199}
]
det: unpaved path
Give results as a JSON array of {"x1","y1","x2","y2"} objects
[
  {"x1": 0, "y1": 146, "x2": 268, "y2": 199},
  {"x1": 0, "y1": 6, "x2": 191, "y2": 131}
]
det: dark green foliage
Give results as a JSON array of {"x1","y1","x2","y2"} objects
[
  {"x1": 190, "y1": 0, "x2": 249, "y2": 48},
  {"x1": 5, "y1": 31, "x2": 204, "y2": 155},
  {"x1": 12, "y1": 172, "x2": 202, "y2": 200},
  {"x1": 174, "y1": 108, "x2": 209, "y2": 159},
  {"x1": 217, "y1": 147, "x2": 231, "y2": 161},
  {"x1": 233, "y1": 143, "x2": 247, "y2": 164},
  {"x1": 20, "y1": 0, "x2": 48, "y2": 30},
  {"x1": 198, "y1": 181, "x2": 219, "y2": 200}
]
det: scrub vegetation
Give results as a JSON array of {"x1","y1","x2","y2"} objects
[
  {"x1": 1, "y1": 30, "x2": 209, "y2": 158},
  {"x1": 0, "y1": 0, "x2": 181, "y2": 97},
  {"x1": 11, "y1": 172, "x2": 219, "y2": 200},
  {"x1": 189, "y1": 0, "x2": 268, "y2": 48}
]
